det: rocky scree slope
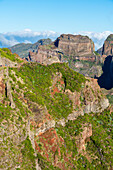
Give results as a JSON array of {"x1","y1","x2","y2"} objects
[{"x1": 0, "y1": 52, "x2": 112, "y2": 170}]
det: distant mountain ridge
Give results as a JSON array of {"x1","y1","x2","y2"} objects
[{"x1": 10, "y1": 38, "x2": 52, "y2": 59}]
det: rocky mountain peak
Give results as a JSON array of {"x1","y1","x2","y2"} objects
[
  {"x1": 54, "y1": 34, "x2": 95, "y2": 56},
  {"x1": 102, "y1": 34, "x2": 113, "y2": 56}
]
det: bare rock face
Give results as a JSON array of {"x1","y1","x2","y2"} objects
[
  {"x1": 28, "y1": 45, "x2": 61, "y2": 65},
  {"x1": 102, "y1": 34, "x2": 113, "y2": 57},
  {"x1": 83, "y1": 78, "x2": 109, "y2": 113},
  {"x1": 65, "y1": 78, "x2": 109, "y2": 120},
  {"x1": 54, "y1": 34, "x2": 95, "y2": 59},
  {"x1": 98, "y1": 55, "x2": 113, "y2": 90}
]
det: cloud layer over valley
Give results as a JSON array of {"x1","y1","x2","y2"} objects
[{"x1": 0, "y1": 29, "x2": 113, "y2": 50}]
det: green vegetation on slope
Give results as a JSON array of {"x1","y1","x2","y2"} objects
[
  {"x1": 0, "y1": 59, "x2": 113, "y2": 169},
  {"x1": 0, "y1": 48, "x2": 23, "y2": 63},
  {"x1": 9, "y1": 63, "x2": 85, "y2": 119},
  {"x1": 55, "y1": 109, "x2": 113, "y2": 169},
  {"x1": 37, "y1": 153, "x2": 61, "y2": 170},
  {"x1": 0, "y1": 104, "x2": 13, "y2": 123},
  {"x1": 21, "y1": 136, "x2": 36, "y2": 169}
]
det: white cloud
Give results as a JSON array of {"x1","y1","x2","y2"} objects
[
  {"x1": 0, "y1": 29, "x2": 60, "y2": 47},
  {"x1": 3, "y1": 29, "x2": 59, "y2": 38},
  {"x1": 0, "y1": 29, "x2": 113, "y2": 49},
  {"x1": 0, "y1": 34, "x2": 19, "y2": 47}
]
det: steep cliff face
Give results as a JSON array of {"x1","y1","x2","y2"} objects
[
  {"x1": 102, "y1": 34, "x2": 113, "y2": 56},
  {"x1": 0, "y1": 59, "x2": 112, "y2": 169},
  {"x1": 55, "y1": 34, "x2": 95, "y2": 58},
  {"x1": 98, "y1": 55, "x2": 113, "y2": 90}
]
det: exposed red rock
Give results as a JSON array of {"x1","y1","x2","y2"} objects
[{"x1": 35, "y1": 128, "x2": 74, "y2": 169}]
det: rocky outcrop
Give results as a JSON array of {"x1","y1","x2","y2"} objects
[
  {"x1": 75, "y1": 123, "x2": 92, "y2": 153},
  {"x1": 28, "y1": 34, "x2": 95, "y2": 64},
  {"x1": 54, "y1": 34, "x2": 95, "y2": 59},
  {"x1": 83, "y1": 78, "x2": 109, "y2": 113},
  {"x1": 65, "y1": 78, "x2": 109, "y2": 120},
  {"x1": 28, "y1": 46, "x2": 61, "y2": 65},
  {"x1": 98, "y1": 55, "x2": 113, "y2": 89},
  {"x1": 102, "y1": 34, "x2": 113, "y2": 57}
]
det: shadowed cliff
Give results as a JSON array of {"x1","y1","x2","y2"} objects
[{"x1": 98, "y1": 55, "x2": 113, "y2": 89}]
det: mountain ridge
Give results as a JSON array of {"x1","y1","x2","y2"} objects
[
  {"x1": 0, "y1": 57, "x2": 111, "y2": 169},
  {"x1": 10, "y1": 38, "x2": 52, "y2": 59}
]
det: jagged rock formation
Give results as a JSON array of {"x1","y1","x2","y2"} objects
[
  {"x1": 98, "y1": 55, "x2": 113, "y2": 90},
  {"x1": 102, "y1": 34, "x2": 113, "y2": 56}
]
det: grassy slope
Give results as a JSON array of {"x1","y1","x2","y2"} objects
[
  {"x1": 0, "y1": 48, "x2": 23, "y2": 63},
  {"x1": 9, "y1": 63, "x2": 85, "y2": 119}
]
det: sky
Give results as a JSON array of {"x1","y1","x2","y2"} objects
[{"x1": 0, "y1": 0, "x2": 113, "y2": 33}]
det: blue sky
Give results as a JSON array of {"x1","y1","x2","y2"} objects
[{"x1": 0, "y1": 0, "x2": 113, "y2": 33}]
